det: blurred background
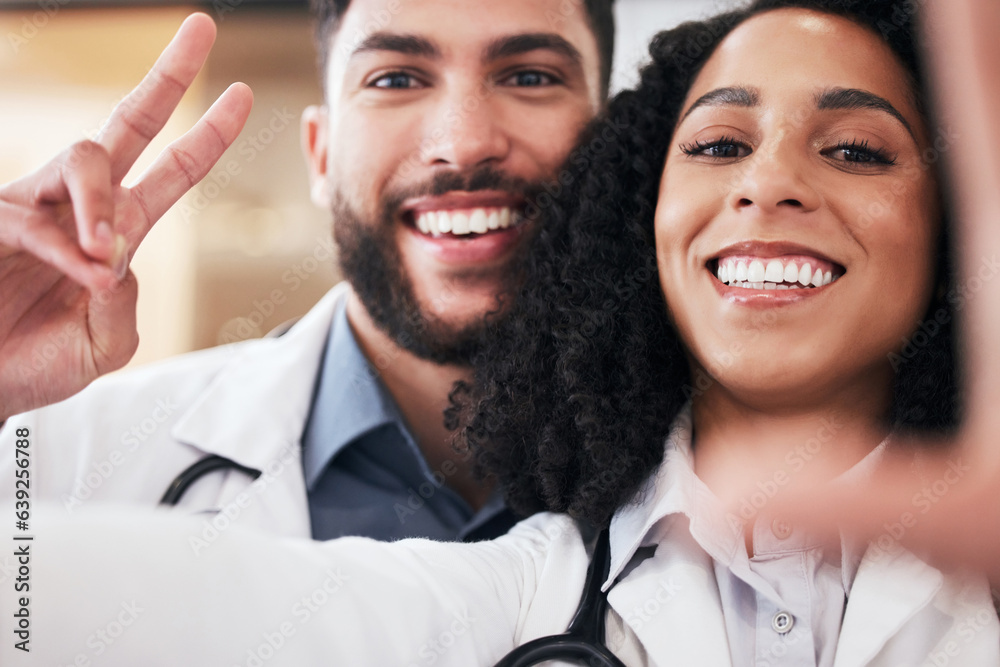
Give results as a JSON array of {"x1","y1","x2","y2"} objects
[{"x1": 0, "y1": 0, "x2": 727, "y2": 367}]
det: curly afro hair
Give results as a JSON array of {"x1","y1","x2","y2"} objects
[{"x1": 454, "y1": 0, "x2": 960, "y2": 528}]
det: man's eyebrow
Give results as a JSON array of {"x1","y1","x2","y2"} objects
[
  {"x1": 350, "y1": 33, "x2": 440, "y2": 60},
  {"x1": 482, "y1": 33, "x2": 582, "y2": 65},
  {"x1": 816, "y1": 87, "x2": 915, "y2": 138},
  {"x1": 680, "y1": 86, "x2": 761, "y2": 122}
]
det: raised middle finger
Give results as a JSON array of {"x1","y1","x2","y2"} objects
[{"x1": 95, "y1": 13, "x2": 217, "y2": 185}]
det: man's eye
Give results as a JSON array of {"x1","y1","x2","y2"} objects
[
  {"x1": 502, "y1": 71, "x2": 557, "y2": 87},
  {"x1": 371, "y1": 73, "x2": 420, "y2": 89},
  {"x1": 680, "y1": 137, "x2": 752, "y2": 159}
]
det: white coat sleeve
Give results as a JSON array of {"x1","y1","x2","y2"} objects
[{"x1": 0, "y1": 505, "x2": 584, "y2": 666}]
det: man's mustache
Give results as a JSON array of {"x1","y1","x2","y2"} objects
[{"x1": 382, "y1": 167, "x2": 542, "y2": 215}]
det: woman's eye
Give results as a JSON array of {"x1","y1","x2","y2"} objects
[
  {"x1": 502, "y1": 71, "x2": 557, "y2": 87},
  {"x1": 680, "y1": 137, "x2": 752, "y2": 160},
  {"x1": 824, "y1": 140, "x2": 897, "y2": 166},
  {"x1": 371, "y1": 72, "x2": 421, "y2": 89}
]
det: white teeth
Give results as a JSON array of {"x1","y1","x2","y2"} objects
[
  {"x1": 736, "y1": 261, "x2": 748, "y2": 282},
  {"x1": 451, "y1": 212, "x2": 470, "y2": 235},
  {"x1": 764, "y1": 260, "x2": 784, "y2": 283},
  {"x1": 469, "y1": 209, "x2": 488, "y2": 234},
  {"x1": 798, "y1": 262, "x2": 812, "y2": 286},
  {"x1": 783, "y1": 263, "x2": 799, "y2": 284},
  {"x1": 718, "y1": 256, "x2": 843, "y2": 290},
  {"x1": 415, "y1": 207, "x2": 519, "y2": 236},
  {"x1": 438, "y1": 211, "x2": 453, "y2": 234}
]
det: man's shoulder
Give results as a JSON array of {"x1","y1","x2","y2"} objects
[
  {"x1": 17, "y1": 339, "x2": 260, "y2": 443},
  {"x1": 92, "y1": 339, "x2": 256, "y2": 397},
  {"x1": 26, "y1": 283, "x2": 351, "y2": 424}
]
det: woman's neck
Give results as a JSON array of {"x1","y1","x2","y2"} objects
[
  {"x1": 690, "y1": 378, "x2": 892, "y2": 505},
  {"x1": 691, "y1": 378, "x2": 893, "y2": 557}
]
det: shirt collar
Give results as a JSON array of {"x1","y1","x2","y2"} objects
[
  {"x1": 301, "y1": 298, "x2": 406, "y2": 490},
  {"x1": 605, "y1": 405, "x2": 887, "y2": 593}
]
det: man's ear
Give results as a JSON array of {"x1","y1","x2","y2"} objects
[{"x1": 302, "y1": 105, "x2": 330, "y2": 208}]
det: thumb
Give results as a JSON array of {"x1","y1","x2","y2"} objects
[{"x1": 85, "y1": 272, "x2": 140, "y2": 375}]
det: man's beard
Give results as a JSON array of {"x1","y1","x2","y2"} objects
[{"x1": 331, "y1": 167, "x2": 540, "y2": 366}]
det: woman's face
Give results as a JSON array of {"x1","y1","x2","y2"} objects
[{"x1": 655, "y1": 8, "x2": 940, "y2": 409}]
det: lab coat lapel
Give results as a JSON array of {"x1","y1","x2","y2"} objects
[
  {"x1": 169, "y1": 283, "x2": 350, "y2": 537},
  {"x1": 833, "y1": 545, "x2": 942, "y2": 667},
  {"x1": 607, "y1": 515, "x2": 733, "y2": 666}
]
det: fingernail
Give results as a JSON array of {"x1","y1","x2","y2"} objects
[
  {"x1": 94, "y1": 221, "x2": 113, "y2": 247},
  {"x1": 111, "y1": 234, "x2": 129, "y2": 280}
]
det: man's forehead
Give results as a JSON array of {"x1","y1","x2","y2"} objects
[{"x1": 331, "y1": 0, "x2": 598, "y2": 62}]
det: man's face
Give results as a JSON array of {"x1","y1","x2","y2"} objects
[{"x1": 304, "y1": 0, "x2": 603, "y2": 363}]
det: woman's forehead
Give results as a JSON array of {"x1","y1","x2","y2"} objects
[{"x1": 680, "y1": 8, "x2": 921, "y2": 131}]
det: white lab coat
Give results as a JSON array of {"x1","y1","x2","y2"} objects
[
  {"x1": 1, "y1": 507, "x2": 996, "y2": 666},
  {"x1": 0, "y1": 283, "x2": 352, "y2": 538},
  {"x1": 1, "y1": 283, "x2": 997, "y2": 665}
]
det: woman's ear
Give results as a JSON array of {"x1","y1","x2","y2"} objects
[{"x1": 301, "y1": 105, "x2": 330, "y2": 208}]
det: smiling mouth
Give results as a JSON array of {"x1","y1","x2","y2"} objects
[
  {"x1": 711, "y1": 255, "x2": 845, "y2": 290},
  {"x1": 410, "y1": 206, "x2": 526, "y2": 238}
]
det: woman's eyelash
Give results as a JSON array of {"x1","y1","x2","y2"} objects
[
  {"x1": 831, "y1": 139, "x2": 897, "y2": 165},
  {"x1": 678, "y1": 136, "x2": 898, "y2": 167},
  {"x1": 679, "y1": 136, "x2": 749, "y2": 157}
]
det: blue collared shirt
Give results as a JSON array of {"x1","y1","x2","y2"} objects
[{"x1": 300, "y1": 299, "x2": 517, "y2": 542}]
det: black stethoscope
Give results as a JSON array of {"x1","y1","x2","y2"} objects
[
  {"x1": 159, "y1": 455, "x2": 260, "y2": 506},
  {"x1": 161, "y1": 458, "x2": 624, "y2": 666},
  {"x1": 493, "y1": 527, "x2": 626, "y2": 667}
]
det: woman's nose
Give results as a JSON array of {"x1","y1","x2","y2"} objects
[{"x1": 728, "y1": 140, "x2": 821, "y2": 215}]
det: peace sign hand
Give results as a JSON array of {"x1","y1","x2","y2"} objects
[{"x1": 0, "y1": 13, "x2": 253, "y2": 421}]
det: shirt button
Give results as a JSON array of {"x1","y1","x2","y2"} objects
[
  {"x1": 771, "y1": 518, "x2": 793, "y2": 540},
  {"x1": 772, "y1": 611, "x2": 794, "y2": 634}
]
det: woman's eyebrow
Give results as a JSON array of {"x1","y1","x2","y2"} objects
[
  {"x1": 680, "y1": 86, "x2": 761, "y2": 122},
  {"x1": 816, "y1": 87, "x2": 916, "y2": 140}
]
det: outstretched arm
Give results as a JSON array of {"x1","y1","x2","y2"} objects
[{"x1": 784, "y1": 0, "x2": 1000, "y2": 576}]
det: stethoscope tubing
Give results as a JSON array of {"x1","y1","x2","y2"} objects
[
  {"x1": 493, "y1": 636, "x2": 626, "y2": 667},
  {"x1": 493, "y1": 527, "x2": 626, "y2": 667},
  {"x1": 159, "y1": 455, "x2": 261, "y2": 506}
]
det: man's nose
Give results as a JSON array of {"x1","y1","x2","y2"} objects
[{"x1": 419, "y1": 81, "x2": 512, "y2": 170}]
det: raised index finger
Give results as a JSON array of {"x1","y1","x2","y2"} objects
[{"x1": 96, "y1": 13, "x2": 217, "y2": 185}]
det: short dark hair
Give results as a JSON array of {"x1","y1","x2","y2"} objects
[
  {"x1": 456, "y1": 0, "x2": 955, "y2": 528},
  {"x1": 309, "y1": 0, "x2": 616, "y2": 98}
]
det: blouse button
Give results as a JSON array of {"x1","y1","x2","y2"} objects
[
  {"x1": 772, "y1": 611, "x2": 794, "y2": 634},
  {"x1": 771, "y1": 518, "x2": 793, "y2": 540}
]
